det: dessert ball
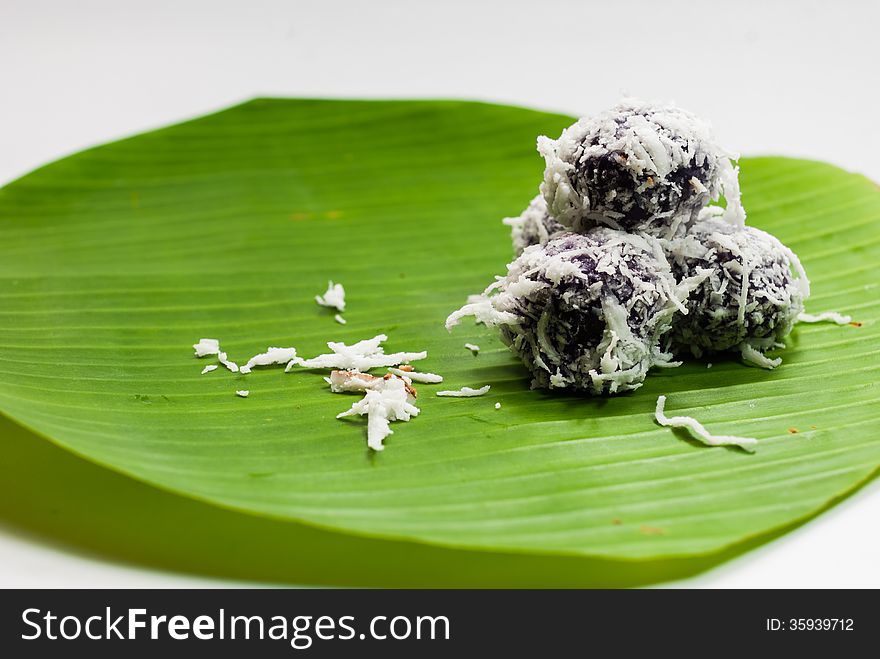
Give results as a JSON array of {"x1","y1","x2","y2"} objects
[
  {"x1": 446, "y1": 229, "x2": 693, "y2": 394},
  {"x1": 664, "y1": 214, "x2": 809, "y2": 368},
  {"x1": 503, "y1": 194, "x2": 565, "y2": 256},
  {"x1": 538, "y1": 98, "x2": 745, "y2": 237}
]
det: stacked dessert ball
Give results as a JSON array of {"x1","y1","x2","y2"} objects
[{"x1": 447, "y1": 99, "x2": 810, "y2": 394}]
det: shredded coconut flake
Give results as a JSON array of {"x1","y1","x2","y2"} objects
[
  {"x1": 798, "y1": 311, "x2": 853, "y2": 325},
  {"x1": 193, "y1": 338, "x2": 220, "y2": 357},
  {"x1": 235, "y1": 390, "x2": 249, "y2": 398},
  {"x1": 200, "y1": 364, "x2": 218, "y2": 375},
  {"x1": 218, "y1": 351, "x2": 239, "y2": 373},
  {"x1": 293, "y1": 334, "x2": 426, "y2": 371},
  {"x1": 445, "y1": 297, "x2": 519, "y2": 331},
  {"x1": 655, "y1": 395, "x2": 757, "y2": 451},
  {"x1": 315, "y1": 281, "x2": 346, "y2": 311},
  {"x1": 328, "y1": 371, "x2": 373, "y2": 392},
  {"x1": 388, "y1": 367, "x2": 443, "y2": 383},
  {"x1": 239, "y1": 347, "x2": 298, "y2": 374},
  {"x1": 464, "y1": 343, "x2": 481, "y2": 354},
  {"x1": 739, "y1": 342, "x2": 781, "y2": 369},
  {"x1": 328, "y1": 370, "x2": 416, "y2": 399},
  {"x1": 334, "y1": 314, "x2": 347, "y2": 325},
  {"x1": 436, "y1": 385, "x2": 491, "y2": 397},
  {"x1": 336, "y1": 376, "x2": 420, "y2": 451}
]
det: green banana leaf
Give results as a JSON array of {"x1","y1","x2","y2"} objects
[{"x1": 0, "y1": 99, "x2": 877, "y2": 584}]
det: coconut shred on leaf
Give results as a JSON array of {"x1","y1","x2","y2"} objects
[
  {"x1": 798, "y1": 311, "x2": 852, "y2": 325},
  {"x1": 326, "y1": 370, "x2": 383, "y2": 393},
  {"x1": 193, "y1": 337, "x2": 239, "y2": 372},
  {"x1": 289, "y1": 334, "x2": 427, "y2": 372},
  {"x1": 436, "y1": 385, "x2": 490, "y2": 397},
  {"x1": 239, "y1": 347, "x2": 298, "y2": 374},
  {"x1": 388, "y1": 367, "x2": 444, "y2": 384},
  {"x1": 193, "y1": 338, "x2": 220, "y2": 357},
  {"x1": 315, "y1": 281, "x2": 346, "y2": 311},
  {"x1": 655, "y1": 395, "x2": 758, "y2": 451},
  {"x1": 336, "y1": 375, "x2": 420, "y2": 451},
  {"x1": 217, "y1": 352, "x2": 239, "y2": 373}
]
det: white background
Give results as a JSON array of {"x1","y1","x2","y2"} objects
[{"x1": 0, "y1": 0, "x2": 878, "y2": 588}]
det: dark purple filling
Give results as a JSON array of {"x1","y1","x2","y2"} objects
[{"x1": 570, "y1": 147, "x2": 711, "y2": 228}]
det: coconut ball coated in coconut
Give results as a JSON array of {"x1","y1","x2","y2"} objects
[
  {"x1": 538, "y1": 98, "x2": 745, "y2": 237},
  {"x1": 502, "y1": 194, "x2": 565, "y2": 256},
  {"x1": 663, "y1": 213, "x2": 810, "y2": 368},
  {"x1": 446, "y1": 229, "x2": 699, "y2": 394}
]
